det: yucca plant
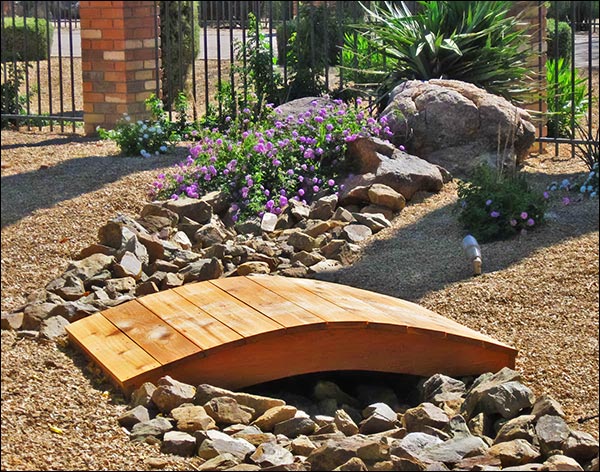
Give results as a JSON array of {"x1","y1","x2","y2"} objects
[
  {"x1": 546, "y1": 58, "x2": 589, "y2": 138},
  {"x1": 358, "y1": 1, "x2": 533, "y2": 107}
]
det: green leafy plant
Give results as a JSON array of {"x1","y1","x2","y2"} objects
[
  {"x1": 456, "y1": 164, "x2": 549, "y2": 242},
  {"x1": 159, "y1": 1, "x2": 199, "y2": 109},
  {"x1": 1, "y1": 62, "x2": 29, "y2": 129},
  {"x1": 546, "y1": 58, "x2": 589, "y2": 138},
  {"x1": 341, "y1": 31, "x2": 386, "y2": 84},
  {"x1": 151, "y1": 97, "x2": 396, "y2": 222},
  {"x1": 97, "y1": 93, "x2": 197, "y2": 157},
  {"x1": 546, "y1": 18, "x2": 572, "y2": 62},
  {"x1": 358, "y1": 1, "x2": 533, "y2": 108}
]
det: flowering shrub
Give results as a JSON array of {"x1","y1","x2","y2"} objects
[
  {"x1": 456, "y1": 165, "x2": 549, "y2": 242},
  {"x1": 151, "y1": 97, "x2": 394, "y2": 222},
  {"x1": 98, "y1": 93, "x2": 198, "y2": 157}
]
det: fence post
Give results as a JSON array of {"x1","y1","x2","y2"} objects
[{"x1": 79, "y1": 1, "x2": 160, "y2": 136}]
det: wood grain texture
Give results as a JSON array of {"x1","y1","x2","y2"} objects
[{"x1": 67, "y1": 275, "x2": 518, "y2": 396}]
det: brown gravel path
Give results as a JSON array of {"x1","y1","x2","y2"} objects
[{"x1": 1, "y1": 128, "x2": 598, "y2": 470}]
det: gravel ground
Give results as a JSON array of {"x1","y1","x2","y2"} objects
[{"x1": 1, "y1": 122, "x2": 599, "y2": 470}]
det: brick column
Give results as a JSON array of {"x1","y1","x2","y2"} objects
[{"x1": 80, "y1": 1, "x2": 160, "y2": 135}]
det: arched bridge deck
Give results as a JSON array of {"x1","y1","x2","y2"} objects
[{"x1": 66, "y1": 275, "x2": 517, "y2": 395}]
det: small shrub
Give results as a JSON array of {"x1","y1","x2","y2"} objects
[
  {"x1": 1, "y1": 16, "x2": 53, "y2": 61},
  {"x1": 151, "y1": 97, "x2": 395, "y2": 222},
  {"x1": 546, "y1": 18, "x2": 572, "y2": 62},
  {"x1": 159, "y1": 1, "x2": 199, "y2": 110},
  {"x1": 546, "y1": 58, "x2": 589, "y2": 138},
  {"x1": 456, "y1": 164, "x2": 549, "y2": 242},
  {"x1": 97, "y1": 93, "x2": 197, "y2": 157},
  {"x1": 0, "y1": 62, "x2": 29, "y2": 129}
]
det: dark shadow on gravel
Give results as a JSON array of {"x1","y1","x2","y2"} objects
[
  {"x1": 1, "y1": 134, "x2": 91, "y2": 150},
  {"x1": 1, "y1": 151, "x2": 187, "y2": 228},
  {"x1": 311, "y1": 181, "x2": 599, "y2": 303}
]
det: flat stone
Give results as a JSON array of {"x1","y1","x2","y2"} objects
[
  {"x1": 171, "y1": 404, "x2": 217, "y2": 432},
  {"x1": 341, "y1": 224, "x2": 373, "y2": 243},
  {"x1": 402, "y1": 402, "x2": 450, "y2": 433},
  {"x1": 540, "y1": 454, "x2": 584, "y2": 471},
  {"x1": 273, "y1": 417, "x2": 317, "y2": 439},
  {"x1": 352, "y1": 212, "x2": 392, "y2": 233},
  {"x1": 487, "y1": 438, "x2": 541, "y2": 468},
  {"x1": 197, "y1": 453, "x2": 240, "y2": 471},
  {"x1": 130, "y1": 417, "x2": 173, "y2": 442},
  {"x1": 22, "y1": 302, "x2": 57, "y2": 330},
  {"x1": 151, "y1": 376, "x2": 196, "y2": 413},
  {"x1": 535, "y1": 414, "x2": 570, "y2": 455},
  {"x1": 1, "y1": 311, "x2": 24, "y2": 330},
  {"x1": 237, "y1": 261, "x2": 271, "y2": 276},
  {"x1": 204, "y1": 396, "x2": 254, "y2": 426},
  {"x1": 368, "y1": 183, "x2": 406, "y2": 211},
  {"x1": 197, "y1": 430, "x2": 256, "y2": 461},
  {"x1": 118, "y1": 405, "x2": 151, "y2": 429},
  {"x1": 290, "y1": 250, "x2": 325, "y2": 267},
  {"x1": 164, "y1": 197, "x2": 212, "y2": 224},
  {"x1": 287, "y1": 231, "x2": 317, "y2": 252},
  {"x1": 531, "y1": 394, "x2": 566, "y2": 419},
  {"x1": 178, "y1": 257, "x2": 223, "y2": 282},
  {"x1": 252, "y1": 405, "x2": 298, "y2": 432},
  {"x1": 261, "y1": 212, "x2": 279, "y2": 232},
  {"x1": 562, "y1": 430, "x2": 599, "y2": 462},
  {"x1": 195, "y1": 384, "x2": 285, "y2": 417},
  {"x1": 494, "y1": 415, "x2": 536, "y2": 444},
  {"x1": 250, "y1": 442, "x2": 295, "y2": 468},
  {"x1": 161, "y1": 430, "x2": 197, "y2": 457},
  {"x1": 38, "y1": 315, "x2": 70, "y2": 340},
  {"x1": 309, "y1": 194, "x2": 338, "y2": 220}
]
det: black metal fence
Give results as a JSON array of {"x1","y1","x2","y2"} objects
[{"x1": 1, "y1": 0, "x2": 598, "y2": 157}]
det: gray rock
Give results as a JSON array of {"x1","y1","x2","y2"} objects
[
  {"x1": 136, "y1": 232, "x2": 165, "y2": 263},
  {"x1": 287, "y1": 231, "x2": 317, "y2": 252},
  {"x1": 151, "y1": 376, "x2": 196, "y2": 413},
  {"x1": 420, "y1": 374, "x2": 466, "y2": 406},
  {"x1": 307, "y1": 437, "x2": 374, "y2": 471},
  {"x1": 68, "y1": 253, "x2": 115, "y2": 280},
  {"x1": 540, "y1": 454, "x2": 584, "y2": 471},
  {"x1": 235, "y1": 218, "x2": 263, "y2": 236},
  {"x1": 389, "y1": 432, "x2": 444, "y2": 460},
  {"x1": 161, "y1": 430, "x2": 197, "y2": 457},
  {"x1": 197, "y1": 430, "x2": 256, "y2": 461},
  {"x1": 121, "y1": 234, "x2": 149, "y2": 265},
  {"x1": 494, "y1": 414, "x2": 536, "y2": 444},
  {"x1": 1, "y1": 312, "x2": 23, "y2": 330},
  {"x1": 104, "y1": 277, "x2": 136, "y2": 294},
  {"x1": 178, "y1": 257, "x2": 223, "y2": 283},
  {"x1": 402, "y1": 402, "x2": 450, "y2": 433},
  {"x1": 160, "y1": 272, "x2": 184, "y2": 290},
  {"x1": 194, "y1": 384, "x2": 285, "y2": 417},
  {"x1": 341, "y1": 224, "x2": 373, "y2": 243},
  {"x1": 48, "y1": 300, "x2": 98, "y2": 322},
  {"x1": 309, "y1": 259, "x2": 344, "y2": 274},
  {"x1": 171, "y1": 404, "x2": 217, "y2": 432},
  {"x1": 562, "y1": 430, "x2": 599, "y2": 462},
  {"x1": 487, "y1": 438, "x2": 542, "y2": 468},
  {"x1": 38, "y1": 315, "x2": 70, "y2": 340},
  {"x1": 273, "y1": 417, "x2": 317, "y2": 438},
  {"x1": 334, "y1": 409, "x2": 359, "y2": 436},
  {"x1": 130, "y1": 382, "x2": 156, "y2": 409},
  {"x1": 130, "y1": 417, "x2": 173, "y2": 442},
  {"x1": 380, "y1": 79, "x2": 536, "y2": 177},
  {"x1": 22, "y1": 302, "x2": 57, "y2": 330},
  {"x1": 314, "y1": 381, "x2": 358, "y2": 407},
  {"x1": 250, "y1": 442, "x2": 295, "y2": 467},
  {"x1": 113, "y1": 251, "x2": 143, "y2": 280},
  {"x1": 194, "y1": 216, "x2": 234, "y2": 248},
  {"x1": 288, "y1": 199, "x2": 311, "y2": 221},
  {"x1": 310, "y1": 194, "x2": 338, "y2": 220},
  {"x1": 461, "y1": 368, "x2": 535, "y2": 420},
  {"x1": 535, "y1": 414, "x2": 571, "y2": 456},
  {"x1": 531, "y1": 394, "x2": 566, "y2": 419},
  {"x1": 172, "y1": 231, "x2": 193, "y2": 250},
  {"x1": 261, "y1": 212, "x2": 279, "y2": 233},
  {"x1": 196, "y1": 453, "x2": 240, "y2": 471},
  {"x1": 422, "y1": 435, "x2": 489, "y2": 466},
  {"x1": 164, "y1": 196, "x2": 212, "y2": 224},
  {"x1": 352, "y1": 212, "x2": 392, "y2": 233},
  {"x1": 342, "y1": 151, "x2": 444, "y2": 202},
  {"x1": 118, "y1": 405, "x2": 150, "y2": 429},
  {"x1": 204, "y1": 396, "x2": 254, "y2": 426}
]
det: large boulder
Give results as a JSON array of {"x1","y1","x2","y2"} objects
[{"x1": 379, "y1": 79, "x2": 536, "y2": 177}]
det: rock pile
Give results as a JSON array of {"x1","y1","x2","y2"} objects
[
  {"x1": 1, "y1": 137, "x2": 444, "y2": 340},
  {"x1": 117, "y1": 368, "x2": 598, "y2": 471}
]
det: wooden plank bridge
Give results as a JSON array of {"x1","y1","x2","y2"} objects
[{"x1": 66, "y1": 275, "x2": 517, "y2": 395}]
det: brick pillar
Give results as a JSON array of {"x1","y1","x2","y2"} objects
[{"x1": 80, "y1": 1, "x2": 160, "y2": 136}]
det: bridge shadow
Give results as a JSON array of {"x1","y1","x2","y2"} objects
[
  {"x1": 312, "y1": 177, "x2": 599, "y2": 303},
  {"x1": 1, "y1": 145, "x2": 188, "y2": 229}
]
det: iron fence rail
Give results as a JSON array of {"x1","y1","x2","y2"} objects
[{"x1": 0, "y1": 0, "x2": 598, "y2": 156}]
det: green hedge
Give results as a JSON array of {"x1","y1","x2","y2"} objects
[
  {"x1": 546, "y1": 18, "x2": 572, "y2": 62},
  {"x1": 1, "y1": 17, "x2": 53, "y2": 62}
]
